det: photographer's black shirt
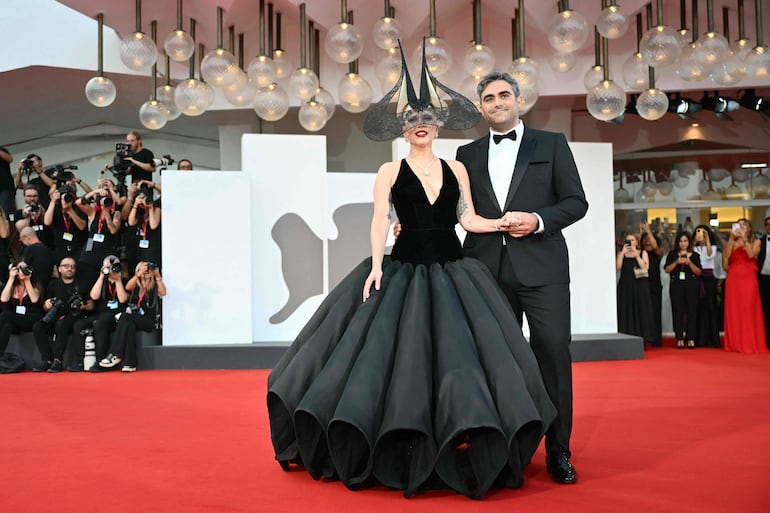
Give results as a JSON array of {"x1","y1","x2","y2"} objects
[
  {"x1": 0, "y1": 147, "x2": 13, "y2": 191},
  {"x1": 44, "y1": 278, "x2": 88, "y2": 317},
  {"x1": 130, "y1": 148, "x2": 154, "y2": 183}
]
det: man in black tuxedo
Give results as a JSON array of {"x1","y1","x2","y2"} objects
[
  {"x1": 456, "y1": 72, "x2": 588, "y2": 484},
  {"x1": 756, "y1": 216, "x2": 770, "y2": 349}
]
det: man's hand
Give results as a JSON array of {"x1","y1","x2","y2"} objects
[
  {"x1": 393, "y1": 221, "x2": 402, "y2": 240},
  {"x1": 503, "y1": 211, "x2": 538, "y2": 238}
]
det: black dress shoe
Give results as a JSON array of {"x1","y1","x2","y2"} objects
[
  {"x1": 33, "y1": 361, "x2": 52, "y2": 372},
  {"x1": 47, "y1": 360, "x2": 63, "y2": 373},
  {"x1": 546, "y1": 450, "x2": 578, "y2": 484}
]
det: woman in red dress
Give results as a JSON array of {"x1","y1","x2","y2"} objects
[{"x1": 722, "y1": 218, "x2": 768, "y2": 353}]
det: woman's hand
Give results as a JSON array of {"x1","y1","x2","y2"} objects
[{"x1": 363, "y1": 268, "x2": 383, "y2": 302}]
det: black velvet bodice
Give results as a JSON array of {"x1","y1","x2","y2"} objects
[{"x1": 390, "y1": 158, "x2": 462, "y2": 265}]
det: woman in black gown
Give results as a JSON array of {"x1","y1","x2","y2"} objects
[
  {"x1": 616, "y1": 233, "x2": 656, "y2": 344},
  {"x1": 267, "y1": 48, "x2": 556, "y2": 500}
]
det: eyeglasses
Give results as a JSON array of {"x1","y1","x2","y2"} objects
[{"x1": 59, "y1": 264, "x2": 76, "y2": 268}]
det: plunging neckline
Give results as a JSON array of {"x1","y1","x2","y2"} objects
[{"x1": 405, "y1": 158, "x2": 444, "y2": 206}]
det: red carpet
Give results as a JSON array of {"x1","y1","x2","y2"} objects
[{"x1": 2, "y1": 346, "x2": 769, "y2": 513}]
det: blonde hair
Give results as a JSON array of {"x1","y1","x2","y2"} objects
[{"x1": 135, "y1": 261, "x2": 156, "y2": 290}]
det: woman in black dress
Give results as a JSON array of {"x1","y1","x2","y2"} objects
[
  {"x1": 616, "y1": 232, "x2": 656, "y2": 344},
  {"x1": 267, "y1": 50, "x2": 556, "y2": 500}
]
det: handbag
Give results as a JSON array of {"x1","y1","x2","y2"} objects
[
  {"x1": 633, "y1": 267, "x2": 649, "y2": 279},
  {"x1": 0, "y1": 352, "x2": 25, "y2": 373}
]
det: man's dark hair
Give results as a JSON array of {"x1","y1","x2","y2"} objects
[
  {"x1": 26, "y1": 154, "x2": 41, "y2": 161},
  {"x1": 476, "y1": 72, "x2": 520, "y2": 100}
]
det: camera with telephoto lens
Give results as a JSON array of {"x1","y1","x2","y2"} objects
[
  {"x1": 41, "y1": 292, "x2": 84, "y2": 324},
  {"x1": 18, "y1": 265, "x2": 33, "y2": 276},
  {"x1": 152, "y1": 155, "x2": 174, "y2": 170},
  {"x1": 102, "y1": 262, "x2": 122, "y2": 275},
  {"x1": 28, "y1": 204, "x2": 40, "y2": 213},
  {"x1": 58, "y1": 184, "x2": 75, "y2": 204},
  {"x1": 137, "y1": 184, "x2": 154, "y2": 203},
  {"x1": 41, "y1": 298, "x2": 65, "y2": 325},
  {"x1": 148, "y1": 262, "x2": 158, "y2": 271},
  {"x1": 46, "y1": 164, "x2": 78, "y2": 182}
]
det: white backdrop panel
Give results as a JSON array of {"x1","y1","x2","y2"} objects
[
  {"x1": 242, "y1": 134, "x2": 327, "y2": 343},
  {"x1": 161, "y1": 171, "x2": 253, "y2": 345}
]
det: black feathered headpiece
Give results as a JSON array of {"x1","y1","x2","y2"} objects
[{"x1": 363, "y1": 39, "x2": 480, "y2": 141}]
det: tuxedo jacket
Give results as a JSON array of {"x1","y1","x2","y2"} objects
[{"x1": 456, "y1": 127, "x2": 588, "y2": 287}]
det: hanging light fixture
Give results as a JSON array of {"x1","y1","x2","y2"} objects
[
  {"x1": 596, "y1": 0, "x2": 629, "y2": 40},
  {"x1": 412, "y1": 0, "x2": 453, "y2": 77},
  {"x1": 676, "y1": 0, "x2": 708, "y2": 82},
  {"x1": 174, "y1": 19, "x2": 212, "y2": 117},
  {"x1": 119, "y1": 0, "x2": 158, "y2": 71},
  {"x1": 693, "y1": 0, "x2": 730, "y2": 73},
  {"x1": 622, "y1": 12, "x2": 649, "y2": 90},
  {"x1": 586, "y1": 27, "x2": 626, "y2": 121},
  {"x1": 299, "y1": 23, "x2": 328, "y2": 132},
  {"x1": 85, "y1": 13, "x2": 117, "y2": 107},
  {"x1": 338, "y1": 10, "x2": 373, "y2": 114},
  {"x1": 584, "y1": 28, "x2": 605, "y2": 91},
  {"x1": 201, "y1": 7, "x2": 240, "y2": 88},
  {"x1": 731, "y1": 0, "x2": 753, "y2": 58},
  {"x1": 744, "y1": 0, "x2": 770, "y2": 80},
  {"x1": 271, "y1": 8, "x2": 293, "y2": 80},
  {"x1": 288, "y1": 4, "x2": 319, "y2": 100},
  {"x1": 373, "y1": 2, "x2": 402, "y2": 93},
  {"x1": 547, "y1": 0, "x2": 590, "y2": 53},
  {"x1": 549, "y1": 50, "x2": 577, "y2": 73},
  {"x1": 325, "y1": 0, "x2": 363, "y2": 64},
  {"x1": 247, "y1": 0, "x2": 277, "y2": 88},
  {"x1": 311, "y1": 27, "x2": 335, "y2": 121},
  {"x1": 656, "y1": 171, "x2": 674, "y2": 196},
  {"x1": 711, "y1": 6, "x2": 746, "y2": 85},
  {"x1": 157, "y1": 54, "x2": 181, "y2": 120},
  {"x1": 139, "y1": 21, "x2": 170, "y2": 130},
  {"x1": 509, "y1": 2, "x2": 540, "y2": 115},
  {"x1": 640, "y1": 0, "x2": 682, "y2": 67},
  {"x1": 164, "y1": 0, "x2": 195, "y2": 62},
  {"x1": 463, "y1": 0, "x2": 495, "y2": 77},
  {"x1": 614, "y1": 170, "x2": 632, "y2": 203},
  {"x1": 636, "y1": 14, "x2": 669, "y2": 124},
  {"x1": 372, "y1": 0, "x2": 401, "y2": 50},
  {"x1": 225, "y1": 32, "x2": 259, "y2": 108}
]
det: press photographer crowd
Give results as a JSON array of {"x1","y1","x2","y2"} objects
[{"x1": 0, "y1": 130, "x2": 187, "y2": 374}]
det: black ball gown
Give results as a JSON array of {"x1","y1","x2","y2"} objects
[{"x1": 267, "y1": 159, "x2": 557, "y2": 499}]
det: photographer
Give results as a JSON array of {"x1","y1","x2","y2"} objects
[
  {"x1": 44, "y1": 183, "x2": 88, "y2": 267},
  {"x1": 105, "y1": 131, "x2": 155, "y2": 184},
  {"x1": 19, "y1": 226, "x2": 55, "y2": 281},
  {"x1": 0, "y1": 260, "x2": 44, "y2": 363},
  {"x1": 664, "y1": 231, "x2": 702, "y2": 349},
  {"x1": 99, "y1": 261, "x2": 165, "y2": 372},
  {"x1": 75, "y1": 180, "x2": 123, "y2": 285},
  {"x1": 123, "y1": 181, "x2": 162, "y2": 272},
  {"x1": 70, "y1": 255, "x2": 128, "y2": 371},
  {"x1": 32, "y1": 257, "x2": 94, "y2": 373},
  {"x1": 0, "y1": 146, "x2": 13, "y2": 214},
  {"x1": 15, "y1": 154, "x2": 54, "y2": 208},
  {"x1": 15, "y1": 184, "x2": 54, "y2": 249}
]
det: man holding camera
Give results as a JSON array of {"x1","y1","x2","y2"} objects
[
  {"x1": 106, "y1": 131, "x2": 155, "y2": 184},
  {"x1": 15, "y1": 184, "x2": 54, "y2": 249},
  {"x1": 44, "y1": 181, "x2": 88, "y2": 266},
  {"x1": 19, "y1": 226, "x2": 55, "y2": 280},
  {"x1": 15, "y1": 154, "x2": 54, "y2": 208},
  {"x1": 32, "y1": 257, "x2": 94, "y2": 373},
  {"x1": 69, "y1": 255, "x2": 128, "y2": 371}
]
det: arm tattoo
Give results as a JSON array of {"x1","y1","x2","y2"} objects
[
  {"x1": 387, "y1": 191, "x2": 394, "y2": 222},
  {"x1": 457, "y1": 183, "x2": 469, "y2": 219}
]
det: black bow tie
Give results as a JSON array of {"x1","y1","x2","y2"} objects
[{"x1": 493, "y1": 131, "x2": 517, "y2": 144}]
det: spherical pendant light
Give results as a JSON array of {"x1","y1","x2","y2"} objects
[
  {"x1": 636, "y1": 88, "x2": 669, "y2": 121},
  {"x1": 120, "y1": 31, "x2": 158, "y2": 71},
  {"x1": 164, "y1": 29, "x2": 195, "y2": 62},
  {"x1": 463, "y1": 43, "x2": 495, "y2": 77},
  {"x1": 253, "y1": 83, "x2": 290, "y2": 121},
  {"x1": 224, "y1": 70, "x2": 258, "y2": 108},
  {"x1": 338, "y1": 72, "x2": 372, "y2": 113},
  {"x1": 139, "y1": 100, "x2": 169, "y2": 130},
  {"x1": 247, "y1": 55, "x2": 278, "y2": 88},
  {"x1": 622, "y1": 53, "x2": 649, "y2": 90},
  {"x1": 272, "y1": 49, "x2": 292, "y2": 79},
  {"x1": 549, "y1": 51, "x2": 577, "y2": 73},
  {"x1": 640, "y1": 24, "x2": 682, "y2": 67},
  {"x1": 586, "y1": 80, "x2": 626, "y2": 121},
  {"x1": 313, "y1": 87, "x2": 336, "y2": 120},
  {"x1": 710, "y1": 51, "x2": 746, "y2": 85},
  {"x1": 375, "y1": 47, "x2": 402, "y2": 92},
  {"x1": 201, "y1": 48, "x2": 240, "y2": 88},
  {"x1": 676, "y1": 42, "x2": 708, "y2": 82},
  {"x1": 745, "y1": 46, "x2": 770, "y2": 80},
  {"x1": 85, "y1": 76, "x2": 117, "y2": 107},
  {"x1": 325, "y1": 22, "x2": 364, "y2": 64},
  {"x1": 459, "y1": 75, "x2": 482, "y2": 106},
  {"x1": 412, "y1": 37, "x2": 453, "y2": 77},
  {"x1": 156, "y1": 84, "x2": 181, "y2": 120},
  {"x1": 596, "y1": 4, "x2": 629, "y2": 40},
  {"x1": 372, "y1": 16, "x2": 402, "y2": 50},
  {"x1": 288, "y1": 68, "x2": 320, "y2": 101},
  {"x1": 547, "y1": 9, "x2": 590, "y2": 53},
  {"x1": 693, "y1": 32, "x2": 730, "y2": 73},
  {"x1": 174, "y1": 78, "x2": 211, "y2": 117},
  {"x1": 299, "y1": 100, "x2": 328, "y2": 131},
  {"x1": 583, "y1": 65, "x2": 605, "y2": 91}
]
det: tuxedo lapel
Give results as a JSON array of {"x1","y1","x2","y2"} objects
[
  {"x1": 503, "y1": 130, "x2": 536, "y2": 210},
  {"x1": 470, "y1": 138, "x2": 501, "y2": 214}
]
